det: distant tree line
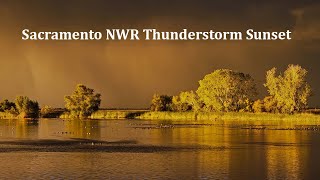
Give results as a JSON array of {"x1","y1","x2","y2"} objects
[
  {"x1": 0, "y1": 64, "x2": 312, "y2": 119},
  {"x1": 150, "y1": 64, "x2": 312, "y2": 114}
]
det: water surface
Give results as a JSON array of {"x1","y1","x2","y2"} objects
[{"x1": 0, "y1": 119, "x2": 320, "y2": 179}]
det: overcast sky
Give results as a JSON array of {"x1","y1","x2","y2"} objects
[{"x1": 0, "y1": 0, "x2": 319, "y2": 108}]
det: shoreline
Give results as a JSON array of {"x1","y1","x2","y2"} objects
[
  {"x1": 2, "y1": 110, "x2": 320, "y2": 122},
  {"x1": 87, "y1": 110, "x2": 320, "y2": 122}
]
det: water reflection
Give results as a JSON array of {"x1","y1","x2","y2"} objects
[
  {"x1": 0, "y1": 119, "x2": 319, "y2": 179},
  {"x1": 0, "y1": 119, "x2": 39, "y2": 138},
  {"x1": 64, "y1": 120, "x2": 101, "y2": 139}
]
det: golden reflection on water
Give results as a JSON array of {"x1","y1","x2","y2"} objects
[
  {"x1": 64, "y1": 120, "x2": 101, "y2": 139},
  {"x1": 264, "y1": 130, "x2": 307, "y2": 179},
  {"x1": 0, "y1": 119, "x2": 319, "y2": 179},
  {"x1": 0, "y1": 119, "x2": 39, "y2": 138}
]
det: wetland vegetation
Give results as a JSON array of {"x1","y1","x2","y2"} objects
[{"x1": 0, "y1": 64, "x2": 318, "y2": 122}]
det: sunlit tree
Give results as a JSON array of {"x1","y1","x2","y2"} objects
[
  {"x1": 64, "y1": 84, "x2": 101, "y2": 118},
  {"x1": 264, "y1": 64, "x2": 311, "y2": 113},
  {"x1": 15, "y1": 96, "x2": 39, "y2": 118},
  {"x1": 196, "y1": 69, "x2": 257, "y2": 112},
  {"x1": 150, "y1": 94, "x2": 172, "y2": 111}
]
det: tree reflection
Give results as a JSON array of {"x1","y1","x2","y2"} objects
[
  {"x1": 15, "y1": 119, "x2": 39, "y2": 138},
  {"x1": 64, "y1": 120, "x2": 101, "y2": 139}
]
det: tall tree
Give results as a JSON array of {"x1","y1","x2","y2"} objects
[
  {"x1": 64, "y1": 84, "x2": 101, "y2": 118},
  {"x1": 196, "y1": 69, "x2": 257, "y2": 112},
  {"x1": 15, "y1": 96, "x2": 39, "y2": 118},
  {"x1": 264, "y1": 64, "x2": 311, "y2": 113}
]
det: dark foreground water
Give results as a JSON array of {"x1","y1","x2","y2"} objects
[{"x1": 0, "y1": 119, "x2": 320, "y2": 179}]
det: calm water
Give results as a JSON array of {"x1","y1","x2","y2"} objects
[{"x1": 0, "y1": 118, "x2": 320, "y2": 179}]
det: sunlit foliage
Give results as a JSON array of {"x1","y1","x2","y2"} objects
[
  {"x1": 0, "y1": 99, "x2": 16, "y2": 112},
  {"x1": 172, "y1": 91, "x2": 202, "y2": 112},
  {"x1": 196, "y1": 69, "x2": 257, "y2": 112},
  {"x1": 150, "y1": 94, "x2": 173, "y2": 111},
  {"x1": 264, "y1": 64, "x2": 311, "y2": 113},
  {"x1": 15, "y1": 96, "x2": 39, "y2": 118},
  {"x1": 64, "y1": 84, "x2": 101, "y2": 118},
  {"x1": 252, "y1": 99, "x2": 265, "y2": 113}
]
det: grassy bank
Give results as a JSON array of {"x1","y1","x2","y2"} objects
[
  {"x1": 136, "y1": 111, "x2": 320, "y2": 121},
  {"x1": 3, "y1": 109, "x2": 320, "y2": 122},
  {"x1": 90, "y1": 110, "x2": 148, "y2": 119},
  {"x1": 86, "y1": 110, "x2": 320, "y2": 121},
  {"x1": 59, "y1": 110, "x2": 149, "y2": 119}
]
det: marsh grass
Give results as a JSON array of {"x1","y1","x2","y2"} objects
[
  {"x1": 137, "y1": 111, "x2": 197, "y2": 120},
  {"x1": 195, "y1": 112, "x2": 320, "y2": 121},
  {"x1": 89, "y1": 110, "x2": 148, "y2": 119},
  {"x1": 139, "y1": 111, "x2": 320, "y2": 121},
  {"x1": 67, "y1": 110, "x2": 320, "y2": 122}
]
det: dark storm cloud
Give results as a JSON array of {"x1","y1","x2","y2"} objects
[{"x1": 0, "y1": 0, "x2": 319, "y2": 108}]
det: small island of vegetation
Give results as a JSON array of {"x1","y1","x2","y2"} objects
[
  {"x1": 0, "y1": 96, "x2": 39, "y2": 119},
  {"x1": 127, "y1": 64, "x2": 318, "y2": 121}
]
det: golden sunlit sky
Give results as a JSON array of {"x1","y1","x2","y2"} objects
[{"x1": 0, "y1": 0, "x2": 319, "y2": 108}]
